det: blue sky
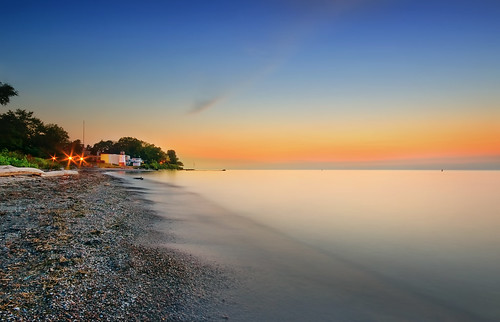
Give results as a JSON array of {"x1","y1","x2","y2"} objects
[{"x1": 1, "y1": 0, "x2": 499, "y2": 169}]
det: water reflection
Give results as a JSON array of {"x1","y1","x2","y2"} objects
[{"x1": 134, "y1": 170, "x2": 500, "y2": 320}]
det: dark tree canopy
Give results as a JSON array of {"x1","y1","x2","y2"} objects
[
  {"x1": 114, "y1": 137, "x2": 144, "y2": 156},
  {"x1": 0, "y1": 84, "x2": 182, "y2": 169},
  {"x1": 90, "y1": 140, "x2": 115, "y2": 155},
  {"x1": 33, "y1": 123, "x2": 70, "y2": 155},
  {"x1": 0, "y1": 82, "x2": 18, "y2": 106},
  {"x1": 0, "y1": 109, "x2": 69, "y2": 157},
  {"x1": 90, "y1": 137, "x2": 181, "y2": 168},
  {"x1": 167, "y1": 150, "x2": 183, "y2": 165},
  {"x1": 141, "y1": 143, "x2": 167, "y2": 163},
  {"x1": 66, "y1": 139, "x2": 84, "y2": 155}
]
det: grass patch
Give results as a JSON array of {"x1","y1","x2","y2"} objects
[{"x1": 0, "y1": 150, "x2": 62, "y2": 170}]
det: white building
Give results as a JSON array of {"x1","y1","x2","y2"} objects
[
  {"x1": 100, "y1": 152, "x2": 127, "y2": 166},
  {"x1": 128, "y1": 157, "x2": 143, "y2": 167}
]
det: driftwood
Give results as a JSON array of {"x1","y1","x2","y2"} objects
[
  {"x1": 41, "y1": 170, "x2": 79, "y2": 177},
  {"x1": 0, "y1": 165, "x2": 78, "y2": 177}
]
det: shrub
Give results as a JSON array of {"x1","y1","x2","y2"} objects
[{"x1": 0, "y1": 150, "x2": 62, "y2": 170}]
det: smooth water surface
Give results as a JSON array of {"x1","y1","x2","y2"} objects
[{"x1": 123, "y1": 170, "x2": 500, "y2": 321}]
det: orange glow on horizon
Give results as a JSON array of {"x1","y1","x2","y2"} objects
[{"x1": 168, "y1": 113, "x2": 500, "y2": 167}]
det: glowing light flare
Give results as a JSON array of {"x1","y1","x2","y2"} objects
[
  {"x1": 62, "y1": 152, "x2": 78, "y2": 168},
  {"x1": 77, "y1": 155, "x2": 88, "y2": 167}
]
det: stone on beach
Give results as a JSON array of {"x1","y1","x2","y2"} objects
[{"x1": 0, "y1": 170, "x2": 228, "y2": 320}]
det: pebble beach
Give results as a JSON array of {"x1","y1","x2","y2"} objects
[{"x1": 0, "y1": 170, "x2": 230, "y2": 321}]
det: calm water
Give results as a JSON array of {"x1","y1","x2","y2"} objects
[{"x1": 121, "y1": 170, "x2": 500, "y2": 321}]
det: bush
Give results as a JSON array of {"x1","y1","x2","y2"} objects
[
  {"x1": 28, "y1": 156, "x2": 62, "y2": 170},
  {"x1": 0, "y1": 150, "x2": 62, "y2": 170},
  {"x1": 0, "y1": 150, "x2": 36, "y2": 167},
  {"x1": 141, "y1": 161, "x2": 182, "y2": 170}
]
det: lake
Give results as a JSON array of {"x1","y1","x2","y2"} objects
[{"x1": 120, "y1": 170, "x2": 500, "y2": 321}]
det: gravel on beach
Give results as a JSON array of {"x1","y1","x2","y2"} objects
[{"x1": 0, "y1": 170, "x2": 231, "y2": 321}]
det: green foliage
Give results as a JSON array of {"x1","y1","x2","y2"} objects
[
  {"x1": 0, "y1": 150, "x2": 61, "y2": 170},
  {"x1": 141, "y1": 143, "x2": 167, "y2": 164},
  {"x1": 91, "y1": 136, "x2": 182, "y2": 168},
  {"x1": 90, "y1": 140, "x2": 115, "y2": 154},
  {"x1": 0, "y1": 83, "x2": 181, "y2": 170},
  {"x1": 0, "y1": 109, "x2": 70, "y2": 158},
  {"x1": 167, "y1": 150, "x2": 179, "y2": 164},
  {"x1": 0, "y1": 150, "x2": 35, "y2": 167},
  {"x1": 115, "y1": 137, "x2": 143, "y2": 156},
  {"x1": 28, "y1": 156, "x2": 62, "y2": 170},
  {"x1": 0, "y1": 82, "x2": 18, "y2": 106},
  {"x1": 141, "y1": 161, "x2": 182, "y2": 170}
]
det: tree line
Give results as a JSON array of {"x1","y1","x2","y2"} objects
[
  {"x1": 0, "y1": 109, "x2": 71, "y2": 158},
  {"x1": 90, "y1": 137, "x2": 183, "y2": 169},
  {"x1": 0, "y1": 83, "x2": 182, "y2": 169}
]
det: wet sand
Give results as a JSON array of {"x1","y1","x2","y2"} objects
[{"x1": 0, "y1": 170, "x2": 230, "y2": 321}]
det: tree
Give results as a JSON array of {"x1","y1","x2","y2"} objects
[
  {"x1": 142, "y1": 143, "x2": 167, "y2": 163},
  {"x1": 65, "y1": 139, "x2": 84, "y2": 155},
  {"x1": 167, "y1": 150, "x2": 180, "y2": 164},
  {"x1": 0, "y1": 82, "x2": 18, "y2": 106},
  {"x1": 90, "y1": 136, "x2": 182, "y2": 168},
  {"x1": 32, "y1": 123, "x2": 70, "y2": 157},
  {"x1": 90, "y1": 140, "x2": 115, "y2": 155},
  {"x1": 0, "y1": 109, "x2": 43, "y2": 153},
  {"x1": 114, "y1": 137, "x2": 143, "y2": 157},
  {"x1": 0, "y1": 109, "x2": 69, "y2": 157}
]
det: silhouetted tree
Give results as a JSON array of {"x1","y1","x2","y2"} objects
[
  {"x1": 0, "y1": 109, "x2": 42, "y2": 152},
  {"x1": 90, "y1": 140, "x2": 115, "y2": 155},
  {"x1": 167, "y1": 150, "x2": 179, "y2": 164},
  {"x1": 32, "y1": 123, "x2": 70, "y2": 156},
  {"x1": 0, "y1": 109, "x2": 69, "y2": 157},
  {"x1": 0, "y1": 82, "x2": 18, "y2": 106},
  {"x1": 142, "y1": 143, "x2": 167, "y2": 163},
  {"x1": 65, "y1": 139, "x2": 84, "y2": 155},
  {"x1": 90, "y1": 136, "x2": 181, "y2": 168},
  {"x1": 115, "y1": 137, "x2": 143, "y2": 157}
]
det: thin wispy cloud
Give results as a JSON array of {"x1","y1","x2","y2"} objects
[
  {"x1": 185, "y1": 0, "x2": 370, "y2": 115},
  {"x1": 188, "y1": 96, "x2": 227, "y2": 115}
]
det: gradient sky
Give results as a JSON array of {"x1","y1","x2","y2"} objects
[{"x1": 1, "y1": 0, "x2": 499, "y2": 169}]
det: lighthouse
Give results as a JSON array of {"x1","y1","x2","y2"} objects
[{"x1": 119, "y1": 151, "x2": 126, "y2": 167}]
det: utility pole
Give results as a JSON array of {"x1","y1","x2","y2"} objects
[{"x1": 82, "y1": 120, "x2": 85, "y2": 156}]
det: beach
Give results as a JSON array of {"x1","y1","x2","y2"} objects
[
  {"x1": 2, "y1": 169, "x2": 499, "y2": 321},
  {"x1": 0, "y1": 170, "x2": 229, "y2": 321}
]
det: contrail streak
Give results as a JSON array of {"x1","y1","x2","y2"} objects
[
  {"x1": 188, "y1": 96, "x2": 227, "y2": 115},
  {"x1": 186, "y1": 0, "x2": 371, "y2": 115}
]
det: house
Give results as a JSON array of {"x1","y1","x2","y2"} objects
[
  {"x1": 127, "y1": 157, "x2": 143, "y2": 167},
  {"x1": 100, "y1": 152, "x2": 128, "y2": 166}
]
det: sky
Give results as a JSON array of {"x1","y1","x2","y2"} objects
[{"x1": 1, "y1": 0, "x2": 499, "y2": 169}]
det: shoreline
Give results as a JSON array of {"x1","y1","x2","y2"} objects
[{"x1": 0, "y1": 170, "x2": 229, "y2": 320}]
